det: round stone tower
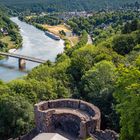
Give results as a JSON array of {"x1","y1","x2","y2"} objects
[{"x1": 34, "y1": 99, "x2": 101, "y2": 139}]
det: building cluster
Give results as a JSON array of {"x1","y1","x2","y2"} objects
[{"x1": 57, "y1": 11, "x2": 93, "y2": 21}]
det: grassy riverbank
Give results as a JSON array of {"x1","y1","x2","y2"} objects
[
  {"x1": 19, "y1": 15, "x2": 79, "y2": 47},
  {"x1": 40, "y1": 24, "x2": 79, "y2": 46},
  {"x1": 0, "y1": 36, "x2": 16, "y2": 49},
  {"x1": 0, "y1": 8, "x2": 22, "y2": 59},
  {"x1": 41, "y1": 24, "x2": 70, "y2": 36},
  {"x1": 34, "y1": 23, "x2": 79, "y2": 47},
  {"x1": 0, "y1": 27, "x2": 22, "y2": 59}
]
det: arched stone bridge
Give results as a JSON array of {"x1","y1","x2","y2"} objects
[
  {"x1": 0, "y1": 52, "x2": 46, "y2": 69},
  {"x1": 34, "y1": 99, "x2": 101, "y2": 139}
]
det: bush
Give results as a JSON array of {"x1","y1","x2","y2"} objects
[
  {"x1": 0, "y1": 95, "x2": 34, "y2": 139},
  {"x1": 112, "y1": 35, "x2": 135, "y2": 55}
]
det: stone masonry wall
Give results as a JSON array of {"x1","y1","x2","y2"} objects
[
  {"x1": 12, "y1": 99, "x2": 118, "y2": 140},
  {"x1": 34, "y1": 99, "x2": 101, "y2": 139}
]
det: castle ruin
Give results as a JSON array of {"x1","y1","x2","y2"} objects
[{"x1": 34, "y1": 99, "x2": 101, "y2": 139}]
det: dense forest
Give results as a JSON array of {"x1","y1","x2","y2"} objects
[
  {"x1": 0, "y1": 2, "x2": 140, "y2": 140},
  {"x1": 0, "y1": 10, "x2": 140, "y2": 140},
  {"x1": 0, "y1": 0, "x2": 140, "y2": 13}
]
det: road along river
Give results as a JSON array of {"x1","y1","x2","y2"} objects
[{"x1": 0, "y1": 17, "x2": 65, "y2": 81}]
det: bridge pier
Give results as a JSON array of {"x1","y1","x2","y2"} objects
[
  {"x1": 19, "y1": 58, "x2": 26, "y2": 69},
  {"x1": 0, "y1": 52, "x2": 46, "y2": 69}
]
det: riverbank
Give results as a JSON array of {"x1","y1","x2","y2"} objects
[
  {"x1": 0, "y1": 17, "x2": 65, "y2": 81},
  {"x1": 34, "y1": 23, "x2": 79, "y2": 47},
  {"x1": 0, "y1": 17, "x2": 23, "y2": 54},
  {"x1": 0, "y1": 33, "x2": 22, "y2": 60},
  {"x1": 19, "y1": 16, "x2": 79, "y2": 47}
]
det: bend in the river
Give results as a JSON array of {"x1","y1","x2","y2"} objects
[{"x1": 0, "y1": 17, "x2": 65, "y2": 82}]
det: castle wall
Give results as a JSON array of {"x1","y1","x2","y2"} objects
[{"x1": 34, "y1": 99, "x2": 101, "y2": 139}]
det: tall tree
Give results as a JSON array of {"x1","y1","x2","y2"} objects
[
  {"x1": 81, "y1": 60, "x2": 119, "y2": 130},
  {"x1": 114, "y1": 66, "x2": 140, "y2": 140},
  {"x1": 0, "y1": 95, "x2": 34, "y2": 139}
]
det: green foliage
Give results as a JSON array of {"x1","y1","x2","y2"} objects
[
  {"x1": 0, "y1": 94, "x2": 34, "y2": 139},
  {"x1": 135, "y1": 30, "x2": 140, "y2": 44},
  {"x1": 81, "y1": 61, "x2": 116, "y2": 99},
  {"x1": 67, "y1": 10, "x2": 139, "y2": 43},
  {"x1": 0, "y1": 0, "x2": 139, "y2": 13},
  {"x1": 0, "y1": 82, "x2": 11, "y2": 95},
  {"x1": 66, "y1": 30, "x2": 88, "y2": 56},
  {"x1": 64, "y1": 39, "x2": 71, "y2": 50},
  {"x1": 112, "y1": 34, "x2": 135, "y2": 55},
  {"x1": 135, "y1": 55, "x2": 140, "y2": 68},
  {"x1": 81, "y1": 61, "x2": 119, "y2": 130},
  {"x1": 114, "y1": 66, "x2": 140, "y2": 101},
  {"x1": 122, "y1": 22, "x2": 131, "y2": 34},
  {"x1": 59, "y1": 30, "x2": 66, "y2": 36},
  {"x1": 114, "y1": 66, "x2": 140, "y2": 139},
  {"x1": 69, "y1": 45, "x2": 121, "y2": 82},
  {"x1": 0, "y1": 4, "x2": 140, "y2": 139},
  {"x1": 0, "y1": 8, "x2": 22, "y2": 50},
  {"x1": 24, "y1": 15, "x2": 61, "y2": 25},
  {"x1": 0, "y1": 41, "x2": 8, "y2": 52},
  {"x1": 9, "y1": 30, "x2": 22, "y2": 47},
  {"x1": 122, "y1": 19, "x2": 140, "y2": 34},
  {"x1": 118, "y1": 94, "x2": 140, "y2": 140},
  {"x1": 27, "y1": 57, "x2": 72, "y2": 99},
  {"x1": 8, "y1": 79, "x2": 38, "y2": 103}
]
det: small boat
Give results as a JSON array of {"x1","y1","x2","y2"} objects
[{"x1": 45, "y1": 31, "x2": 60, "y2": 41}]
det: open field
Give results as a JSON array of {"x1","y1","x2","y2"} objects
[
  {"x1": 0, "y1": 36, "x2": 15, "y2": 49},
  {"x1": 41, "y1": 24, "x2": 71, "y2": 36},
  {"x1": 41, "y1": 24, "x2": 79, "y2": 46},
  {"x1": 67, "y1": 36, "x2": 79, "y2": 46}
]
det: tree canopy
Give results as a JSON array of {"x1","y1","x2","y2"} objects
[
  {"x1": 0, "y1": 0, "x2": 139, "y2": 13},
  {"x1": 0, "y1": 6, "x2": 140, "y2": 140}
]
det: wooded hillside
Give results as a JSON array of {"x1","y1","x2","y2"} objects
[{"x1": 0, "y1": 0, "x2": 139, "y2": 12}]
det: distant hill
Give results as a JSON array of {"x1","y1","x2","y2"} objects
[{"x1": 0, "y1": 0, "x2": 140, "y2": 12}]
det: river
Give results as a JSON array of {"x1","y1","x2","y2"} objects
[{"x1": 0, "y1": 17, "x2": 65, "y2": 82}]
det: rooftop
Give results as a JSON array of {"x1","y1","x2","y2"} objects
[{"x1": 32, "y1": 133, "x2": 68, "y2": 140}]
